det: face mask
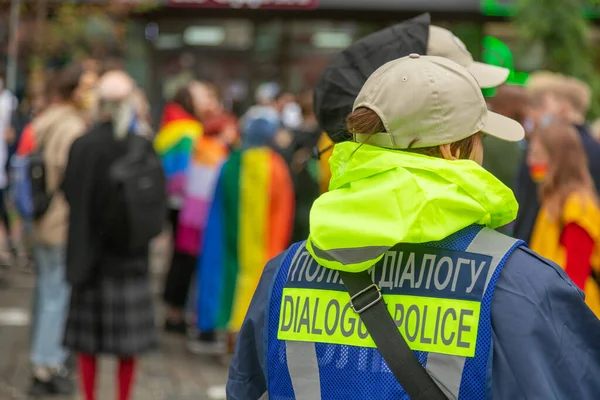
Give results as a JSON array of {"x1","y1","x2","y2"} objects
[
  {"x1": 523, "y1": 117, "x2": 535, "y2": 134},
  {"x1": 529, "y1": 163, "x2": 549, "y2": 183},
  {"x1": 539, "y1": 114, "x2": 554, "y2": 128}
]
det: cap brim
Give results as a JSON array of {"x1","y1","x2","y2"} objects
[
  {"x1": 482, "y1": 110, "x2": 525, "y2": 142},
  {"x1": 468, "y1": 62, "x2": 510, "y2": 89}
]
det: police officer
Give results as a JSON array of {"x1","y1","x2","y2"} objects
[{"x1": 227, "y1": 55, "x2": 600, "y2": 400}]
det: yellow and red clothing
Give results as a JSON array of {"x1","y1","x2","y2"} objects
[{"x1": 530, "y1": 193, "x2": 600, "y2": 317}]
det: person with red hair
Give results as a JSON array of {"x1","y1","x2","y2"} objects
[{"x1": 528, "y1": 121, "x2": 600, "y2": 317}]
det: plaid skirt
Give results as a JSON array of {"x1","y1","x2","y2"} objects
[{"x1": 64, "y1": 274, "x2": 157, "y2": 356}]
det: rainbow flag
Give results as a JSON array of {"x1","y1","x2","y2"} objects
[
  {"x1": 153, "y1": 103, "x2": 202, "y2": 203},
  {"x1": 175, "y1": 136, "x2": 229, "y2": 255},
  {"x1": 197, "y1": 147, "x2": 294, "y2": 333}
]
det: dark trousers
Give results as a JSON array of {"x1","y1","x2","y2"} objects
[{"x1": 162, "y1": 209, "x2": 197, "y2": 309}]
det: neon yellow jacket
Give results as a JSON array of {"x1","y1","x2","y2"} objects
[{"x1": 306, "y1": 142, "x2": 519, "y2": 272}]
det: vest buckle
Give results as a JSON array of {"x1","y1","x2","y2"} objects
[{"x1": 350, "y1": 283, "x2": 383, "y2": 314}]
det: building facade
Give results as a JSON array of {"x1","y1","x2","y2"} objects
[
  {"x1": 133, "y1": 0, "x2": 599, "y2": 117},
  {"x1": 137, "y1": 0, "x2": 489, "y2": 115}
]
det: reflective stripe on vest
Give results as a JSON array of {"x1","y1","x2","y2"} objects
[
  {"x1": 425, "y1": 228, "x2": 519, "y2": 399},
  {"x1": 268, "y1": 226, "x2": 522, "y2": 400},
  {"x1": 310, "y1": 244, "x2": 390, "y2": 266},
  {"x1": 283, "y1": 247, "x2": 323, "y2": 400}
]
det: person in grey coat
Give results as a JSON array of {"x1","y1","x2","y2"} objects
[{"x1": 62, "y1": 71, "x2": 157, "y2": 400}]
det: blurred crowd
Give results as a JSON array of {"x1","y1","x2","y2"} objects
[
  {"x1": 0, "y1": 28, "x2": 598, "y2": 400},
  {"x1": 157, "y1": 78, "x2": 329, "y2": 358},
  {"x1": 0, "y1": 58, "x2": 334, "y2": 399},
  {"x1": 496, "y1": 72, "x2": 600, "y2": 317}
]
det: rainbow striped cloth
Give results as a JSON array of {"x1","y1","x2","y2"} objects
[
  {"x1": 175, "y1": 136, "x2": 229, "y2": 255},
  {"x1": 197, "y1": 147, "x2": 294, "y2": 333},
  {"x1": 153, "y1": 103, "x2": 202, "y2": 205}
]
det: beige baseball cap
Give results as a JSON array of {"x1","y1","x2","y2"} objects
[
  {"x1": 427, "y1": 25, "x2": 509, "y2": 89},
  {"x1": 352, "y1": 54, "x2": 524, "y2": 149}
]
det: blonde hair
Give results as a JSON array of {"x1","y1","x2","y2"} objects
[
  {"x1": 592, "y1": 119, "x2": 600, "y2": 142},
  {"x1": 96, "y1": 99, "x2": 135, "y2": 140},
  {"x1": 527, "y1": 71, "x2": 591, "y2": 115},
  {"x1": 95, "y1": 71, "x2": 136, "y2": 140}
]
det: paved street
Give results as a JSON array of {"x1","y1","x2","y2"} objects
[{"x1": 0, "y1": 240, "x2": 230, "y2": 400}]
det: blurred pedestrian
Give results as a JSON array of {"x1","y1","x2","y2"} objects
[
  {"x1": 28, "y1": 64, "x2": 86, "y2": 397},
  {"x1": 10, "y1": 75, "x2": 52, "y2": 270},
  {"x1": 255, "y1": 82, "x2": 280, "y2": 109},
  {"x1": 528, "y1": 121, "x2": 600, "y2": 317},
  {"x1": 483, "y1": 85, "x2": 529, "y2": 235},
  {"x1": 190, "y1": 81, "x2": 238, "y2": 147},
  {"x1": 278, "y1": 92, "x2": 302, "y2": 130},
  {"x1": 484, "y1": 85, "x2": 528, "y2": 188},
  {"x1": 253, "y1": 83, "x2": 297, "y2": 154},
  {"x1": 0, "y1": 66, "x2": 18, "y2": 259},
  {"x1": 155, "y1": 84, "x2": 202, "y2": 334},
  {"x1": 15, "y1": 77, "x2": 49, "y2": 156},
  {"x1": 62, "y1": 70, "x2": 161, "y2": 400},
  {"x1": 173, "y1": 81, "x2": 237, "y2": 325},
  {"x1": 288, "y1": 90, "x2": 322, "y2": 243},
  {"x1": 513, "y1": 72, "x2": 599, "y2": 243},
  {"x1": 74, "y1": 64, "x2": 100, "y2": 125},
  {"x1": 194, "y1": 105, "x2": 293, "y2": 355}
]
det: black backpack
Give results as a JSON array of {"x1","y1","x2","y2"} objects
[
  {"x1": 29, "y1": 129, "x2": 60, "y2": 221},
  {"x1": 103, "y1": 135, "x2": 167, "y2": 252}
]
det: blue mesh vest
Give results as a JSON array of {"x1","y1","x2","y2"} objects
[{"x1": 266, "y1": 225, "x2": 523, "y2": 400}]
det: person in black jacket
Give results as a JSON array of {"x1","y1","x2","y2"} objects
[
  {"x1": 513, "y1": 72, "x2": 600, "y2": 243},
  {"x1": 62, "y1": 71, "x2": 157, "y2": 400},
  {"x1": 288, "y1": 91, "x2": 322, "y2": 243}
]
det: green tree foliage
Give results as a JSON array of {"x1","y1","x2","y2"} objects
[
  {"x1": 25, "y1": 1, "x2": 160, "y2": 68},
  {"x1": 515, "y1": 0, "x2": 600, "y2": 118}
]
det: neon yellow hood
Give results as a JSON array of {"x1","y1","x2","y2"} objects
[{"x1": 306, "y1": 142, "x2": 518, "y2": 272}]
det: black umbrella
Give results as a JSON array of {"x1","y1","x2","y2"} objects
[{"x1": 314, "y1": 13, "x2": 431, "y2": 143}]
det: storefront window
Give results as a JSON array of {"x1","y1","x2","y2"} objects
[
  {"x1": 282, "y1": 20, "x2": 386, "y2": 92},
  {"x1": 153, "y1": 19, "x2": 253, "y2": 50},
  {"x1": 149, "y1": 19, "x2": 255, "y2": 116},
  {"x1": 149, "y1": 16, "x2": 514, "y2": 115}
]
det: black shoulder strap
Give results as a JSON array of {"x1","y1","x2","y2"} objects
[
  {"x1": 339, "y1": 270, "x2": 448, "y2": 400},
  {"x1": 126, "y1": 133, "x2": 151, "y2": 158}
]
